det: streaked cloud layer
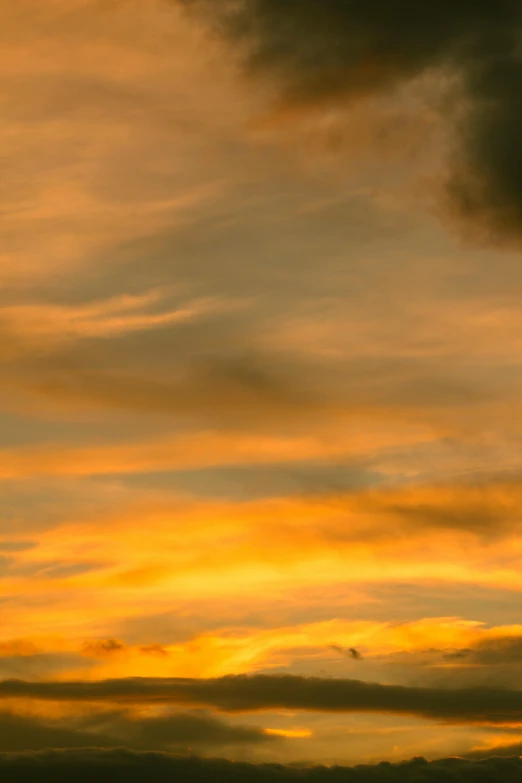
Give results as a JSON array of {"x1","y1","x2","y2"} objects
[{"x1": 3, "y1": 0, "x2": 522, "y2": 770}]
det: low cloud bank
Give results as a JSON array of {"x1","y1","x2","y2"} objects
[
  {"x1": 3, "y1": 674, "x2": 522, "y2": 724},
  {"x1": 1, "y1": 749, "x2": 522, "y2": 782}
]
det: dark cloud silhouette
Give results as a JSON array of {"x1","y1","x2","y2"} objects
[
  {"x1": 329, "y1": 645, "x2": 363, "y2": 661},
  {"x1": 181, "y1": 0, "x2": 522, "y2": 244},
  {"x1": 5, "y1": 674, "x2": 522, "y2": 724},
  {"x1": 1, "y1": 749, "x2": 522, "y2": 783},
  {"x1": 0, "y1": 708, "x2": 273, "y2": 753},
  {"x1": 110, "y1": 709, "x2": 275, "y2": 749}
]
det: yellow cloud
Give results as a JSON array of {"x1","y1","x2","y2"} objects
[
  {"x1": 9, "y1": 616, "x2": 522, "y2": 683},
  {"x1": 265, "y1": 728, "x2": 312, "y2": 738}
]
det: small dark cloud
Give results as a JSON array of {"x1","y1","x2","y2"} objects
[
  {"x1": 82, "y1": 640, "x2": 172, "y2": 660},
  {"x1": 329, "y1": 645, "x2": 363, "y2": 660},
  {"x1": 81, "y1": 640, "x2": 126, "y2": 658}
]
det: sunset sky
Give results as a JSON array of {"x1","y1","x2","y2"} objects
[{"x1": 4, "y1": 0, "x2": 522, "y2": 775}]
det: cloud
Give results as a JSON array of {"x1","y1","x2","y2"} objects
[
  {"x1": 329, "y1": 645, "x2": 363, "y2": 661},
  {"x1": 444, "y1": 636, "x2": 522, "y2": 667},
  {"x1": 466, "y1": 738, "x2": 522, "y2": 759},
  {"x1": 0, "y1": 711, "x2": 116, "y2": 753},
  {"x1": 5, "y1": 674, "x2": 522, "y2": 724},
  {"x1": 0, "y1": 708, "x2": 274, "y2": 753},
  {"x1": 0, "y1": 291, "x2": 218, "y2": 346},
  {"x1": 81, "y1": 640, "x2": 126, "y2": 658},
  {"x1": 4, "y1": 331, "x2": 500, "y2": 426},
  {"x1": 0, "y1": 427, "x2": 395, "y2": 481},
  {"x1": 1, "y1": 748, "x2": 522, "y2": 783},
  {"x1": 182, "y1": 0, "x2": 522, "y2": 244},
  {"x1": 109, "y1": 709, "x2": 275, "y2": 749},
  {"x1": 0, "y1": 640, "x2": 39, "y2": 658},
  {"x1": 338, "y1": 480, "x2": 522, "y2": 541}
]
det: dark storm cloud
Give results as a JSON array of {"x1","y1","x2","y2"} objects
[
  {"x1": 181, "y1": 0, "x2": 522, "y2": 244},
  {"x1": 2, "y1": 749, "x2": 522, "y2": 783},
  {"x1": 5, "y1": 674, "x2": 522, "y2": 724}
]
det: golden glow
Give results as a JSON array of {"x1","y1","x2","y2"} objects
[
  {"x1": 2, "y1": 618, "x2": 522, "y2": 682},
  {"x1": 266, "y1": 729, "x2": 313, "y2": 739},
  {"x1": 2, "y1": 0, "x2": 522, "y2": 767}
]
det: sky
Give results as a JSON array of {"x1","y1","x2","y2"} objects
[{"x1": 3, "y1": 0, "x2": 522, "y2": 775}]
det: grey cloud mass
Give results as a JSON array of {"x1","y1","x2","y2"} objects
[
  {"x1": 5, "y1": 674, "x2": 522, "y2": 724},
  {"x1": 444, "y1": 636, "x2": 522, "y2": 666},
  {"x1": 0, "y1": 709, "x2": 273, "y2": 754},
  {"x1": 180, "y1": 0, "x2": 522, "y2": 244},
  {"x1": 2, "y1": 749, "x2": 522, "y2": 783}
]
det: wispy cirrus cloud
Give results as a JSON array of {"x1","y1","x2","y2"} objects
[{"x1": 0, "y1": 291, "x2": 222, "y2": 346}]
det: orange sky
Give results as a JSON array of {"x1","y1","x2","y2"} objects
[{"x1": 3, "y1": 0, "x2": 522, "y2": 768}]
